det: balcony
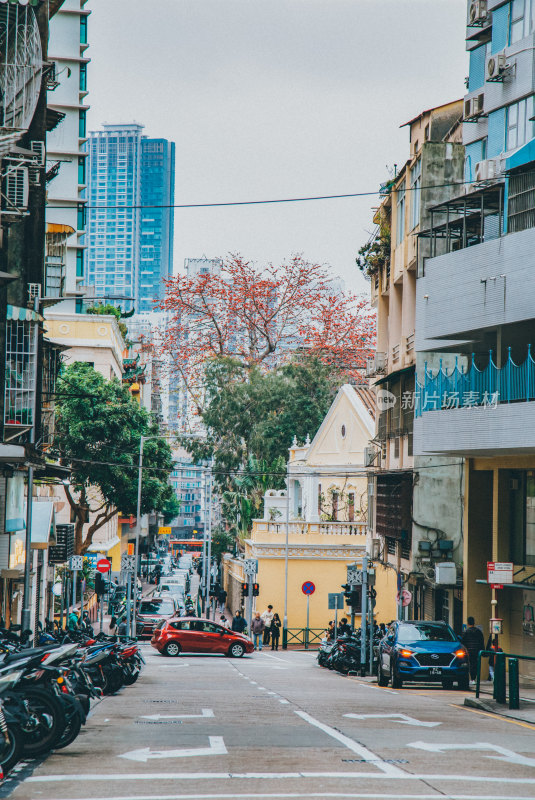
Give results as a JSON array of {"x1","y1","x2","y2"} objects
[
  {"x1": 4, "y1": 306, "x2": 39, "y2": 438},
  {"x1": 416, "y1": 225, "x2": 535, "y2": 348},
  {"x1": 414, "y1": 348, "x2": 535, "y2": 456},
  {"x1": 366, "y1": 351, "x2": 386, "y2": 378}
]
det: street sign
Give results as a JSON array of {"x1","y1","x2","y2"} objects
[
  {"x1": 397, "y1": 589, "x2": 412, "y2": 607},
  {"x1": 487, "y1": 561, "x2": 513, "y2": 585},
  {"x1": 328, "y1": 592, "x2": 345, "y2": 610},
  {"x1": 121, "y1": 554, "x2": 136, "y2": 573},
  {"x1": 347, "y1": 566, "x2": 363, "y2": 584},
  {"x1": 84, "y1": 553, "x2": 98, "y2": 568},
  {"x1": 68, "y1": 555, "x2": 83, "y2": 571},
  {"x1": 52, "y1": 582, "x2": 62, "y2": 597},
  {"x1": 243, "y1": 558, "x2": 258, "y2": 576},
  {"x1": 302, "y1": 581, "x2": 315, "y2": 596},
  {"x1": 97, "y1": 558, "x2": 112, "y2": 574},
  {"x1": 158, "y1": 526, "x2": 172, "y2": 535}
]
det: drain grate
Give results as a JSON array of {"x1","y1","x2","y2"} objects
[{"x1": 342, "y1": 758, "x2": 408, "y2": 764}]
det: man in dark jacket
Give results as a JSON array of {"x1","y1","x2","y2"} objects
[
  {"x1": 337, "y1": 618, "x2": 352, "y2": 637},
  {"x1": 231, "y1": 611, "x2": 247, "y2": 634},
  {"x1": 461, "y1": 616, "x2": 485, "y2": 681}
]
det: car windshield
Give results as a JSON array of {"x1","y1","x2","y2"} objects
[
  {"x1": 140, "y1": 601, "x2": 174, "y2": 616},
  {"x1": 397, "y1": 623, "x2": 457, "y2": 643}
]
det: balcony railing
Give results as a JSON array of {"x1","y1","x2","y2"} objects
[
  {"x1": 256, "y1": 520, "x2": 367, "y2": 537},
  {"x1": 392, "y1": 344, "x2": 400, "y2": 364},
  {"x1": 415, "y1": 347, "x2": 535, "y2": 417}
]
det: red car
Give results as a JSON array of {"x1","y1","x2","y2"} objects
[
  {"x1": 136, "y1": 597, "x2": 177, "y2": 638},
  {"x1": 151, "y1": 616, "x2": 254, "y2": 658}
]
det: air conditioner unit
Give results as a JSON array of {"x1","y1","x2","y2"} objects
[
  {"x1": 364, "y1": 446, "x2": 375, "y2": 466},
  {"x1": 469, "y1": 0, "x2": 487, "y2": 25},
  {"x1": 4, "y1": 166, "x2": 29, "y2": 211},
  {"x1": 474, "y1": 157, "x2": 498, "y2": 182},
  {"x1": 435, "y1": 562, "x2": 457, "y2": 585},
  {"x1": 464, "y1": 94, "x2": 484, "y2": 120},
  {"x1": 486, "y1": 52, "x2": 507, "y2": 81}
]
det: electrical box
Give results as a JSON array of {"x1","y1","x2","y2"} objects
[{"x1": 435, "y1": 562, "x2": 457, "y2": 585}]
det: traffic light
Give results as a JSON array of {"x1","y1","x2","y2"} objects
[
  {"x1": 241, "y1": 582, "x2": 249, "y2": 599},
  {"x1": 95, "y1": 572, "x2": 106, "y2": 598},
  {"x1": 342, "y1": 583, "x2": 352, "y2": 604},
  {"x1": 350, "y1": 587, "x2": 362, "y2": 607},
  {"x1": 252, "y1": 582, "x2": 259, "y2": 597}
]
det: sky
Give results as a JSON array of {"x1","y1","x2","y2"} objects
[{"x1": 87, "y1": 0, "x2": 468, "y2": 295}]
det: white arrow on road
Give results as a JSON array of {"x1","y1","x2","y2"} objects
[
  {"x1": 120, "y1": 736, "x2": 227, "y2": 762},
  {"x1": 408, "y1": 740, "x2": 535, "y2": 767},
  {"x1": 140, "y1": 708, "x2": 214, "y2": 720},
  {"x1": 344, "y1": 713, "x2": 441, "y2": 728}
]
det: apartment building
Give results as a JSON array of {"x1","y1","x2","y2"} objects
[
  {"x1": 414, "y1": 0, "x2": 535, "y2": 672},
  {"x1": 366, "y1": 100, "x2": 466, "y2": 630}
]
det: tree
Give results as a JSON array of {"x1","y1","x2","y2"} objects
[
  {"x1": 53, "y1": 362, "x2": 174, "y2": 554},
  {"x1": 161, "y1": 493, "x2": 181, "y2": 525},
  {"x1": 159, "y1": 254, "x2": 375, "y2": 412}
]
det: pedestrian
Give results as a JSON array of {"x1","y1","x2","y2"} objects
[
  {"x1": 337, "y1": 617, "x2": 352, "y2": 637},
  {"x1": 220, "y1": 614, "x2": 228, "y2": 627},
  {"x1": 231, "y1": 610, "x2": 247, "y2": 634},
  {"x1": 325, "y1": 620, "x2": 335, "y2": 640},
  {"x1": 251, "y1": 612, "x2": 265, "y2": 650},
  {"x1": 270, "y1": 613, "x2": 281, "y2": 650},
  {"x1": 67, "y1": 610, "x2": 79, "y2": 632},
  {"x1": 485, "y1": 634, "x2": 502, "y2": 681},
  {"x1": 461, "y1": 616, "x2": 485, "y2": 683},
  {"x1": 261, "y1": 605, "x2": 274, "y2": 646},
  {"x1": 218, "y1": 587, "x2": 227, "y2": 613}
]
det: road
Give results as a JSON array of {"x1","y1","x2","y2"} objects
[{"x1": 5, "y1": 646, "x2": 535, "y2": 800}]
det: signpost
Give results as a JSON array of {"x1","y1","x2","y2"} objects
[
  {"x1": 68, "y1": 555, "x2": 83, "y2": 612},
  {"x1": 243, "y1": 559, "x2": 258, "y2": 634},
  {"x1": 302, "y1": 581, "x2": 315, "y2": 648},
  {"x1": 158, "y1": 526, "x2": 172, "y2": 536},
  {"x1": 97, "y1": 558, "x2": 111, "y2": 574},
  {"x1": 487, "y1": 561, "x2": 513, "y2": 587},
  {"x1": 328, "y1": 592, "x2": 344, "y2": 640}
]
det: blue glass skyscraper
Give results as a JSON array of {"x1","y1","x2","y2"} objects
[{"x1": 87, "y1": 124, "x2": 175, "y2": 312}]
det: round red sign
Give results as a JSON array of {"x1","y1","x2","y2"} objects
[
  {"x1": 96, "y1": 558, "x2": 111, "y2": 573},
  {"x1": 302, "y1": 581, "x2": 315, "y2": 596}
]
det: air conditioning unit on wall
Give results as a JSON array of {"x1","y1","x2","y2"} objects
[
  {"x1": 469, "y1": 0, "x2": 487, "y2": 25},
  {"x1": 486, "y1": 52, "x2": 508, "y2": 81},
  {"x1": 435, "y1": 562, "x2": 457, "y2": 585}
]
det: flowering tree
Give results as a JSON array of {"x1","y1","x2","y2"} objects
[{"x1": 159, "y1": 254, "x2": 375, "y2": 411}]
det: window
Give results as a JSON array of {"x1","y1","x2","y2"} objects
[
  {"x1": 76, "y1": 249, "x2": 84, "y2": 278},
  {"x1": 526, "y1": 473, "x2": 535, "y2": 565},
  {"x1": 510, "y1": 0, "x2": 535, "y2": 43},
  {"x1": 79, "y1": 62, "x2": 87, "y2": 92},
  {"x1": 78, "y1": 156, "x2": 86, "y2": 185},
  {"x1": 396, "y1": 180, "x2": 405, "y2": 245},
  {"x1": 409, "y1": 159, "x2": 421, "y2": 230},
  {"x1": 506, "y1": 96, "x2": 535, "y2": 151},
  {"x1": 79, "y1": 110, "x2": 87, "y2": 138},
  {"x1": 348, "y1": 493, "x2": 355, "y2": 522},
  {"x1": 80, "y1": 15, "x2": 88, "y2": 44}
]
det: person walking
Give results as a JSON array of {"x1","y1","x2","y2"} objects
[
  {"x1": 261, "y1": 605, "x2": 274, "y2": 646},
  {"x1": 231, "y1": 610, "x2": 247, "y2": 634},
  {"x1": 461, "y1": 616, "x2": 485, "y2": 683},
  {"x1": 218, "y1": 587, "x2": 227, "y2": 613},
  {"x1": 270, "y1": 613, "x2": 282, "y2": 650},
  {"x1": 67, "y1": 610, "x2": 79, "y2": 632},
  {"x1": 251, "y1": 613, "x2": 265, "y2": 651}
]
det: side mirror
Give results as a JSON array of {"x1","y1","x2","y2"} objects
[{"x1": 9, "y1": 624, "x2": 21, "y2": 632}]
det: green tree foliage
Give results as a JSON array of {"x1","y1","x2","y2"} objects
[
  {"x1": 86, "y1": 303, "x2": 129, "y2": 341},
  {"x1": 182, "y1": 356, "x2": 341, "y2": 531},
  {"x1": 161, "y1": 492, "x2": 181, "y2": 525},
  {"x1": 210, "y1": 526, "x2": 236, "y2": 562},
  {"x1": 53, "y1": 362, "x2": 174, "y2": 554}
]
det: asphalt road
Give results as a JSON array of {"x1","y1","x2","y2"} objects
[{"x1": 5, "y1": 645, "x2": 535, "y2": 800}]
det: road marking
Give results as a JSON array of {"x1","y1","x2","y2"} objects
[
  {"x1": 140, "y1": 709, "x2": 214, "y2": 720},
  {"x1": 293, "y1": 710, "x2": 404, "y2": 777},
  {"x1": 157, "y1": 663, "x2": 191, "y2": 669},
  {"x1": 119, "y1": 737, "x2": 228, "y2": 762},
  {"x1": 279, "y1": 699, "x2": 289, "y2": 704},
  {"x1": 408, "y1": 740, "x2": 535, "y2": 767},
  {"x1": 26, "y1": 771, "x2": 535, "y2": 785},
  {"x1": 260, "y1": 653, "x2": 287, "y2": 662},
  {"x1": 344, "y1": 713, "x2": 440, "y2": 728},
  {"x1": 28, "y1": 794, "x2": 535, "y2": 800},
  {"x1": 452, "y1": 702, "x2": 535, "y2": 730}
]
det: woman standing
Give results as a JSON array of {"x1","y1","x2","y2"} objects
[{"x1": 270, "y1": 613, "x2": 282, "y2": 650}]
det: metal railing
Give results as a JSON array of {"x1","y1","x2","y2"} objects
[
  {"x1": 282, "y1": 627, "x2": 325, "y2": 650},
  {"x1": 416, "y1": 347, "x2": 535, "y2": 417},
  {"x1": 476, "y1": 649, "x2": 535, "y2": 710}
]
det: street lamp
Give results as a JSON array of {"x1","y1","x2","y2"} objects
[{"x1": 282, "y1": 465, "x2": 290, "y2": 649}]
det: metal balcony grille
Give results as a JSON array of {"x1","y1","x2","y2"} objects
[
  {"x1": 508, "y1": 169, "x2": 535, "y2": 234},
  {"x1": 4, "y1": 317, "x2": 37, "y2": 429}
]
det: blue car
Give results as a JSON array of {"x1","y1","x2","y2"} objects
[{"x1": 377, "y1": 620, "x2": 469, "y2": 690}]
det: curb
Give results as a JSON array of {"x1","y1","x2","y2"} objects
[{"x1": 464, "y1": 696, "x2": 535, "y2": 725}]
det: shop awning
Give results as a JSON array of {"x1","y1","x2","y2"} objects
[
  {"x1": 30, "y1": 502, "x2": 56, "y2": 549},
  {"x1": 7, "y1": 304, "x2": 42, "y2": 323},
  {"x1": 87, "y1": 536, "x2": 120, "y2": 554}
]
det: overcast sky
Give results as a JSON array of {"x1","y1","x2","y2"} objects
[{"x1": 87, "y1": 0, "x2": 468, "y2": 293}]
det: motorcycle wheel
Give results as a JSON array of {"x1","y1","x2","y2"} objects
[
  {"x1": 0, "y1": 722, "x2": 23, "y2": 774},
  {"x1": 54, "y1": 709, "x2": 82, "y2": 750},
  {"x1": 76, "y1": 693, "x2": 90, "y2": 716},
  {"x1": 19, "y1": 689, "x2": 66, "y2": 757},
  {"x1": 122, "y1": 668, "x2": 139, "y2": 686}
]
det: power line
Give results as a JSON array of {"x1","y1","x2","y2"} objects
[{"x1": 48, "y1": 176, "x2": 491, "y2": 211}]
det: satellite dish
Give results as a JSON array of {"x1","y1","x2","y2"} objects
[{"x1": 0, "y1": 3, "x2": 42, "y2": 130}]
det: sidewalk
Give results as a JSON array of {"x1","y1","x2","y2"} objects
[{"x1": 465, "y1": 680, "x2": 535, "y2": 725}]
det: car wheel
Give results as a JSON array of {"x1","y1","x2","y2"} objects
[
  {"x1": 457, "y1": 675, "x2": 470, "y2": 691},
  {"x1": 442, "y1": 679, "x2": 453, "y2": 690},
  {"x1": 377, "y1": 661, "x2": 389, "y2": 687},
  {"x1": 391, "y1": 667, "x2": 403, "y2": 689},
  {"x1": 229, "y1": 642, "x2": 245, "y2": 658},
  {"x1": 163, "y1": 641, "x2": 181, "y2": 657}
]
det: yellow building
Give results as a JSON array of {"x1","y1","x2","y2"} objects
[{"x1": 224, "y1": 384, "x2": 397, "y2": 632}]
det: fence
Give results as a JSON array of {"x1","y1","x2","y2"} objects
[
  {"x1": 282, "y1": 627, "x2": 325, "y2": 650},
  {"x1": 415, "y1": 347, "x2": 535, "y2": 417}
]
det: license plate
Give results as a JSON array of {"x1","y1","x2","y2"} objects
[{"x1": 429, "y1": 667, "x2": 442, "y2": 675}]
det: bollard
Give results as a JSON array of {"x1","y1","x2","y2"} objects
[
  {"x1": 282, "y1": 626, "x2": 288, "y2": 650},
  {"x1": 494, "y1": 651, "x2": 506, "y2": 704},
  {"x1": 509, "y1": 658, "x2": 520, "y2": 710}
]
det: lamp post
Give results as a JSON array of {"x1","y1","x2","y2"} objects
[{"x1": 282, "y1": 466, "x2": 290, "y2": 649}]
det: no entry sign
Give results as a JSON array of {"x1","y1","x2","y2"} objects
[
  {"x1": 96, "y1": 558, "x2": 111, "y2": 573},
  {"x1": 302, "y1": 581, "x2": 315, "y2": 596}
]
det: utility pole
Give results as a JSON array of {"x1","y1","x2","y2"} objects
[
  {"x1": 283, "y1": 466, "x2": 290, "y2": 649},
  {"x1": 360, "y1": 554, "x2": 368, "y2": 676},
  {"x1": 205, "y1": 464, "x2": 213, "y2": 609}
]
